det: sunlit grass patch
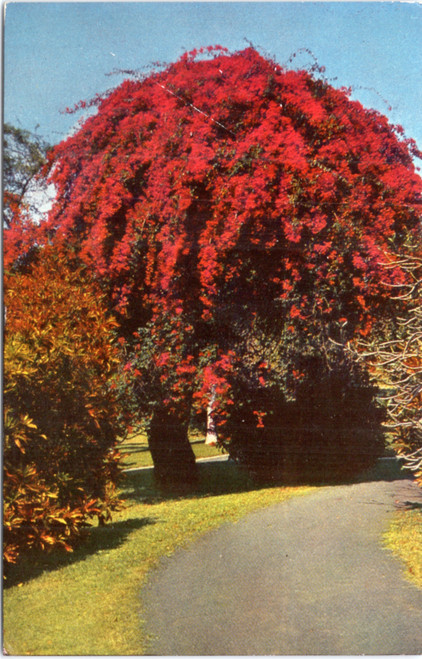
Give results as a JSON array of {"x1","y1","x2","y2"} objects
[
  {"x1": 3, "y1": 460, "x2": 313, "y2": 655},
  {"x1": 121, "y1": 429, "x2": 223, "y2": 469},
  {"x1": 120, "y1": 430, "x2": 151, "y2": 468},
  {"x1": 191, "y1": 437, "x2": 224, "y2": 461},
  {"x1": 384, "y1": 507, "x2": 422, "y2": 589}
]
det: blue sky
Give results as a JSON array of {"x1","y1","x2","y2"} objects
[{"x1": 4, "y1": 1, "x2": 422, "y2": 161}]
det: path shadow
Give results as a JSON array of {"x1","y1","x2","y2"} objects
[
  {"x1": 355, "y1": 457, "x2": 415, "y2": 484},
  {"x1": 248, "y1": 456, "x2": 415, "y2": 488},
  {"x1": 394, "y1": 500, "x2": 422, "y2": 511},
  {"x1": 121, "y1": 456, "x2": 417, "y2": 505},
  {"x1": 121, "y1": 459, "x2": 258, "y2": 503},
  {"x1": 122, "y1": 443, "x2": 150, "y2": 453},
  {"x1": 4, "y1": 516, "x2": 155, "y2": 589}
]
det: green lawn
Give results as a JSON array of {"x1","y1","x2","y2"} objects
[
  {"x1": 121, "y1": 429, "x2": 223, "y2": 469},
  {"x1": 6, "y1": 444, "x2": 419, "y2": 656},
  {"x1": 3, "y1": 459, "x2": 313, "y2": 656}
]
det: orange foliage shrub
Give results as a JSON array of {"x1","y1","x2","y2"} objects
[{"x1": 3, "y1": 248, "x2": 125, "y2": 566}]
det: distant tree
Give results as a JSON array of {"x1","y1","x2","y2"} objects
[
  {"x1": 42, "y1": 46, "x2": 421, "y2": 484},
  {"x1": 3, "y1": 123, "x2": 50, "y2": 227},
  {"x1": 205, "y1": 386, "x2": 218, "y2": 446}
]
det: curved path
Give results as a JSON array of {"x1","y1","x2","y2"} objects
[{"x1": 142, "y1": 478, "x2": 422, "y2": 655}]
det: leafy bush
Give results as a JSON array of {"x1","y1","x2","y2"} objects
[
  {"x1": 3, "y1": 248, "x2": 125, "y2": 567},
  {"x1": 3, "y1": 462, "x2": 100, "y2": 566}
]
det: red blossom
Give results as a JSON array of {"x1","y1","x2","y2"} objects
[{"x1": 36, "y1": 46, "x2": 422, "y2": 412}]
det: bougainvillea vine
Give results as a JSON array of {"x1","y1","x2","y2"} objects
[{"x1": 39, "y1": 46, "x2": 421, "y2": 482}]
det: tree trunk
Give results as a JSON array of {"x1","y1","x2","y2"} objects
[
  {"x1": 205, "y1": 386, "x2": 218, "y2": 446},
  {"x1": 148, "y1": 406, "x2": 198, "y2": 490}
]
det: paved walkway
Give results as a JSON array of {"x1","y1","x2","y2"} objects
[{"x1": 142, "y1": 478, "x2": 422, "y2": 655}]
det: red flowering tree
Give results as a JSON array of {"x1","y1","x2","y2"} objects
[{"x1": 43, "y1": 47, "x2": 421, "y2": 484}]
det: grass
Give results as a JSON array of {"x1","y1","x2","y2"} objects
[
  {"x1": 3, "y1": 459, "x2": 313, "y2": 656},
  {"x1": 384, "y1": 506, "x2": 422, "y2": 589},
  {"x1": 121, "y1": 429, "x2": 222, "y2": 469}
]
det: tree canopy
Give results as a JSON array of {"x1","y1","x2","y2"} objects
[
  {"x1": 45, "y1": 47, "x2": 420, "y2": 319},
  {"x1": 40, "y1": 46, "x2": 421, "y2": 482}
]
